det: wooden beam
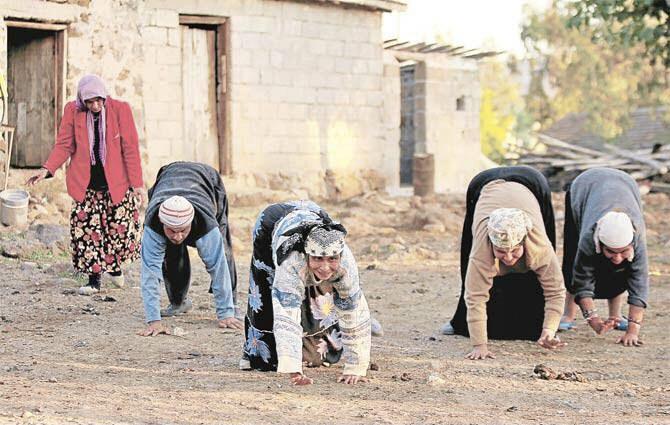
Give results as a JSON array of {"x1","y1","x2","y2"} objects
[
  {"x1": 179, "y1": 15, "x2": 226, "y2": 25},
  {"x1": 4, "y1": 20, "x2": 67, "y2": 31}
]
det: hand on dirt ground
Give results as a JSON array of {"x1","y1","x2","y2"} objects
[
  {"x1": 587, "y1": 316, "x2": 616, "y2": 335},
  {"x1": 26, "y1": 168, "x2": 49, "y2": 186},
  {"x1": 133, "y1": 187, "x2": 148, "y2": 209},
  {"x1": 217, "y1": 317, "x2": 244, "y2": 331},
  {"x1": 290, "y1": 372, "x2": 313, "y2": 386},
  {"x1": 616, "y1": 325, "x2": 643, "y2": 347},
  {"x1": 337, "y1": 374, "x2": 368, "y2": 385},
  {"x1": 537, "y1": 329, "x2": 567, "y2": 350},
  {"x1": 137, "y1": 320, "x2": 171, "y2": 337},
  {"x1": 466, "y1": 344, "x2": 496, "y2": 360}
]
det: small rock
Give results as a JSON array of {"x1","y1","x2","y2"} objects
[
  {"x1": 427, "y1": 373, "x2": 446, "y2": 386},
  {"x1": 423, "y1": 223, "x2": 446, "y2": 233},
  {"x1": 369, "y1": 362, "x2": 380, "y2": 371},
  {"x1": 47, "y1": 377, "x2": 58, "y2": 383},
  {"x1": 365, "y1": 263, "x2": 377, "y2": 270},
  {"x1": 1, "y1": 246, "x2": 20, "y2": 258},
  {"x1": 57, "y1": 278, "x2": 80, "y2": 287},
  {"x1": 20, "y1": 261, "x2": 38, "y2": 271},
  {"x1": 623, "y1": 389, "x2": 636, "y2": 398},
  {"x1": 172, "y1": 327, "x2": 187, "y2": 337},
  {"x1": 22, "y1": 411, "x2": 33, "y2": 418},
  {"x1": 506, "y1": 406, "x2": 518, "y2": 412},
  {"x1": 61, "y1": 288, "x2": 77, "y2": 295},
  {"x1": 412, "y1": 288, "x2": 428, "y2": 294}
]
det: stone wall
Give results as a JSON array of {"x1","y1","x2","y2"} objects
[{"x1": 414, "y1": 56, "x2": 482, "y2": 193}]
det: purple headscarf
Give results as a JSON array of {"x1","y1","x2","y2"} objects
[{"x1": 75, "y1": 74, "x2": 108, "y2": 166}]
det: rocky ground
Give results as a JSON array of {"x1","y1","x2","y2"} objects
[{"x1": 0, "y1": 171, "x2": 669, "y2": 425}]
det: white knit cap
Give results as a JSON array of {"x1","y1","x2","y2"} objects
[
  {"x1": 594, "y1": 211, "x2": 634, "y2": 254},
  {"x1": 158, "y1": 196, "x2": 195, "y2": 228},
  {"x1": 305, "y1": 227, "x2": 345, "y2": 257},
  {"x1": 487, "y1": 208, "x2": 533, "y2": 249}
]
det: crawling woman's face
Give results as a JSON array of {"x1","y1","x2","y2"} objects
[{"x1": 308, "y1": 254, "x2": 341, "y2": 281}]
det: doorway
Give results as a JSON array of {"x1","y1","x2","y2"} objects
[
  {"x1": 179, "y1": 16, "x2": 230, "y2": 174},
  {"x1": 6, "y1": 22, "x2": 65, "y2": 167}
]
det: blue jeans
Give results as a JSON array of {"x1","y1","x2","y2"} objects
[{"x1": 141, "y1": 226, "x2": 235, "y2": 323}]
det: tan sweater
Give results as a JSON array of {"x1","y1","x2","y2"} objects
[{"x1": 464, "y1": 180, "x2": 565, "y2": 346}]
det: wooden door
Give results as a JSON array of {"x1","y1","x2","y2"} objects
[
  {"x1": 7, "y1": 27, "x2": 57, "y2": 167},
  {"x1": 399, "y1": 64, "x2": 416, "y2": 186},
  {"x1": 181, "y1": 26, "x2": 219, "y2": 170}
]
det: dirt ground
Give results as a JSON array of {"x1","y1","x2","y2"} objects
[{"x1": 1, "y1": 173, "x2": 669, "y2": 425}]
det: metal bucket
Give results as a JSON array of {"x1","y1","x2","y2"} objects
[{"x1": 0, "y1": 189, "x2": 30, "y2": 226}]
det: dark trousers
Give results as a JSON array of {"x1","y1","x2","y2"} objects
[
  {"x1": 450, "y1": 166, "x2": 556, "y2": 341},
  {"x1": 162, "y1": 228, "x2": 238, "y2": 307}
]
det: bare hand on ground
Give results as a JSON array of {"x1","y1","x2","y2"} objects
[
  {"x1": 137, "y1": 321, "x2": 171, "y2": 337},
  {"x1": 616, "y1": 331, "x2": 643, "y2": 347},
  {"x1": 26, "y1": 168, "x2": 49, "y2": 186},
  {"x1": 337, "y1": 374, "x2": 368, "y2": 385},
  {"x1": 466, "y1": 344, "x2": 496, "y2": 360},
  {"x1": 217, "y1": 317, "x2": 244, "y2": 331},
  {"x1": 587, "y1": 316, "x2": 617, "y2": 335},
  {"x1": 290, "y1": 372, "x2": 313, "y2": 386},
  {"x1": 537, "y1": 329, "x2": 567, "y2": 349},
  {"x1": 133, "y1": 187, "x2": 148, "y2": 209}
]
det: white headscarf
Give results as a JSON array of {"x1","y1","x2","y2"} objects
[
  {"x1": 158, "y1": 196, "x2": 195, "y2": 228},
  {"x1": 594, "y1": 211, "x2": 635, "y2": 260},
  {"x1": 487, "y1": 208, "x2": 533, "y2": 249}
]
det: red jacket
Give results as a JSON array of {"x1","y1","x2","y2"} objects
[{"x1": 43, "y1": 97, "x2": 144, "y2": 204}]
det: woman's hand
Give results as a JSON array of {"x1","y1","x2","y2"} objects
[
  {"x1": 133, "y1": 187, "x2": 148, "y2": 209},
  {"x1": 616, "y1": 323, "x2": 643, "y2": 347},
  {"x1": 337, "y1": 374, "x2": 368, "y2": 385},
  {"x1": 537, "y1": 329, "x2": 567, "y2": 349},
  {"x1": 289, "y1": 372, "x2": 313, "y2": 386},
  {"x1": 466, "y1": 344, "x2": 496, "y2": 360},
  {"x1": 26, "y1": 168, "x2": 49, "y2": 186},
  {"x1": 136, "y1": 320, "x2": 171, "y2": 337}
]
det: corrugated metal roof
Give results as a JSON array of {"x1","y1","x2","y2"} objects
[{"x1": 383, "y1": 39, "x2": 501, "y2": 59}]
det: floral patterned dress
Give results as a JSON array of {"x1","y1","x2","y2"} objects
[
  {"x1": 70, "y1": 189, "x2": 141, "y2": 274},
  {"x1": 243, "y1": 201, "x2": 371, "y2": 375}
]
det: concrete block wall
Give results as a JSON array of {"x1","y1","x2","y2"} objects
[
  {"x1": 414, "y1": 56, "x2": 481, "y2": 192},
  {"x1": 144, "y1": 0, "x2": 388, "y2": 190}
]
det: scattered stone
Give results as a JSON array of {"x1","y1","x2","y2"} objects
[
  {"x1": 392, "y1": 372, "x2": 412, "y2": 382},
  {"x1": 172, "y1": 327, "x2": 187, "y2": 337},
  {"x1": 57, "y1": 278, "x2": 80, "y2": 287},
  {"x1": 423, "y1": 223, "x2": 446, "y2": 233},
  {"x1": 81, "y1": 305, "x2": 99, "y2": 315},
  {"x1": 533, "y1": 364, "x2": 587, "y2": 382},
  {"x1": 28, "y1": 224, "x2": 69, "y2": 247},
  {"x1": 412, "y1": 288, "x2": 428, "y2": 294},
  {"x1": 47, "y1": 377, "x2": 58, "y2": 383},
  {"x1": 93, "y1": 295, "x2": 117, "y2": 302},
  {"x1": 22, "y1": 411, "x2": 33, "y2": 418},
  {"x1": 506, "y1": 406, "x2": 518, "y2": 412},
  {"x1": 623, "y1": 389, "x2": 637, "y2": 398},
  {"x1": 428, "y1": 336, "x2": 437, "y2": 341},
  {"x1": 1, "y1": 245, "x2": 20, "y2": 258},
  {"x1": 426, "y1": 373, "x2": 446, "y2": 386},
  {"x1": 20, "y1": 261, "x2": 38, "y2": 271},
  {"x1": 74, "y1": 341, "x2": 88, "y2": 348},
  {"x1": 366, "y1": 263, "x2": 377, "y2": 270},
  {"x1": 369, "y1": 362, "x2": 379, "y2": 371},
  {"x1": 61, "y1": 288, "x2": 77, "y2": 295}
]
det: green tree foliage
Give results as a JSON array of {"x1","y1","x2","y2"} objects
[
  {"x1": 522, "y1": 1, "x2": 669, "y2": 139},
  {"x1": 567, "y1": 0, "x2": 670, "y2": 68}
]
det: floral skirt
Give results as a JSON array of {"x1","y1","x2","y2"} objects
[{"x1": 70, "y1": 189, "x2": 141, "y2": 275}]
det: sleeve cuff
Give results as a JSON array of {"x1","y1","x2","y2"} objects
[
  {"x1": 343, "y1": 364, "x2": 368, "y2": 377},
  {"x1": 467, "y1": 320, "x2": 488, "y2": 346},
  {"x1": 276, "y1": 356, "x2": 302, "y2": 374}
]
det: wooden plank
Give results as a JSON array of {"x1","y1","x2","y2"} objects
[
  {"x1": 601, "y1": 143, "x2": 668, "y2": 175},
  {"x1": 5, "y1": 21, "x2": 67, "y2": 31},
  {"x1": 179, "y1": 15, "x2": 226, "y2": 25},
  {"x1": 217, "y1": 20, "x2": 232, "y2": 175}
]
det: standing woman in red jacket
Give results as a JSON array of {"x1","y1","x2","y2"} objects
[{"x1": 27, "y1": 74, "x2": 145, "y2": 295}]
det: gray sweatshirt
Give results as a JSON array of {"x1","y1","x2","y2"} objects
[{"x1": 568, "y1": 168, "x2": 648, "y2": 307}]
